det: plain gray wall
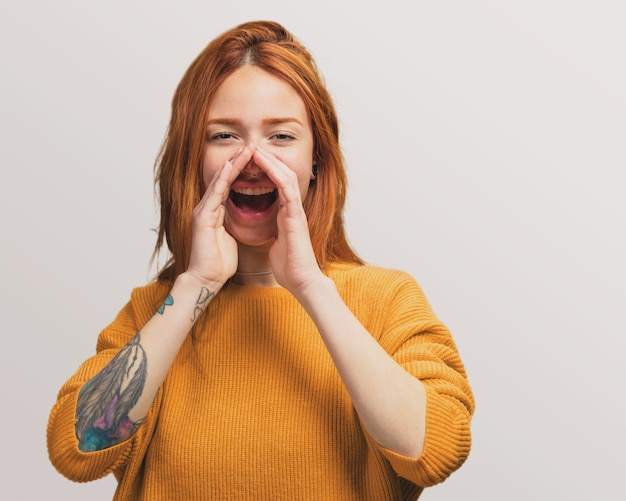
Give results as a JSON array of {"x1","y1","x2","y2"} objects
[{"x1": 1, "y1": 1, "x2": 624, "y2": 499}]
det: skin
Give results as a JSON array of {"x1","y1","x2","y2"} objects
[
  {"x1": 75, "y1": 65, "x2": 427, "y2": 459},
  {"x1": 193, "y1": 65, "x2": 317, "y2": 286}
]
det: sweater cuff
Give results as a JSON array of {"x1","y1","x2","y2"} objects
[
  {"x1": 47, "y1": 391, "x2": 132, "y2": 483},
  {"x1": 377, "y1": 386, "x2": 472, "y2": 487}
]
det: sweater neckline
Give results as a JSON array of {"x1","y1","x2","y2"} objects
[{"x1": 221, "y1": 280, "x2": 293, "y2": 299}]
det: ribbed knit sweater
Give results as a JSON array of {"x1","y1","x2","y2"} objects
[{"x1": 47, "y1": 263, "x2": 474, "y2": 500}]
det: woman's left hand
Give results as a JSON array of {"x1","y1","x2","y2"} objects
[
  {"x1": 253, "y1": 151, "x2": 428, "y2": 461},
  {"x1": 253, "y1": 148, "x2": 324, "y2": 294}
]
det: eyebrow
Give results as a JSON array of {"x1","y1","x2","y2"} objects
[{"x1": 206, "y1": 117, "x2": 304, "y2": 127}]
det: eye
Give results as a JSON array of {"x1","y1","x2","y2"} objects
[
  {"x1": 271, "y1": 132, "x2": 295, "y2": 142},
  {"x1": 212, "y1": 132, "x2": 236, "y2": 140}
]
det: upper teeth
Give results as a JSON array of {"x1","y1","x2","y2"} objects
[{"x1": 232, "y1": 187, "x2": 276, "y2": 196}]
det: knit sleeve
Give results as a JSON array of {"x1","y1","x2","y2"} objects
[
  {"x1": 371, "y1": 272, "x2": 475, "y2": 487},
  {"x1": 46, "y1": 286, "x2": 163, "y2": 483}
]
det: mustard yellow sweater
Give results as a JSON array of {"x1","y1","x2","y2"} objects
[{"x1": 48, "y1": 263, "x2": 474, "y2": 500}]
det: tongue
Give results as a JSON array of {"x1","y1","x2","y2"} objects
[{"x1": 231, "y1": 191, "x2": 276, "y2": 213}]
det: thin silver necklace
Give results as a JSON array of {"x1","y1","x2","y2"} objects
[{"x1": 234, "y1": 270, "x2": 274, "y2": 276}]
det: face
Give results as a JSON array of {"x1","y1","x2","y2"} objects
[{"x1": 203, "y1": 65, "x2": 315, "y2": 247}]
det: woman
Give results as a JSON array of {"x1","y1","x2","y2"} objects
[{"x1": 47, "y1": 20, "x2": 474, "y2": 500}]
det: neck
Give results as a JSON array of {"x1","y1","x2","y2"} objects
[{"x1": 233, "y1": 244, "x2": 279, "y2": 287}]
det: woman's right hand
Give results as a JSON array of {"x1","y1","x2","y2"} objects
[{"x1": 186, "y1": 147, "x2": 250, "y2": 288}]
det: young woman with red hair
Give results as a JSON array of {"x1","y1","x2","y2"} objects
[{"x1": 48, "y1": 20, "x2": 474, "y2": 500}]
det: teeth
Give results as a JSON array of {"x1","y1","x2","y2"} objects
[{"x1": 232, "y1": 187, "x2": 276, "y2": 196}]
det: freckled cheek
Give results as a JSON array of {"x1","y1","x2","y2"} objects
[
  {"x1": 201, "y1": 160, "x2": 222, "y2": 190},
  {"x1": 278, "y1": 150, "x2": 310, "y2": 174},
  {"x1": 201, "y1": 147, "x2": 229, "y2": 188},
  {"x1": 282, "y1": 156, "x2": 314, "y2": 198},
  {"x1": 294, "y1": 165, "x2": 314, "y2": 198}
]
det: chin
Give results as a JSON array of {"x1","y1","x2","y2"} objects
[{"x1": 227, "y1": 225, "x2": 277, "y2": 249}]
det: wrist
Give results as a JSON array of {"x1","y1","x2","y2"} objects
[
  {"x1": 175, "y1": 271, "x2": 225, "y2": 296},
  {"x1": 291, "y1": 273, "x2": 336, "y2": 307}
]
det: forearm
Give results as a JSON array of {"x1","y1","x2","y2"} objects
[
  {"x1": 295, "y1": 276, "x2": 427, "y2": 459},
  {"x1": 75, "y1": 272, "x2": 220, "y2": 452}
]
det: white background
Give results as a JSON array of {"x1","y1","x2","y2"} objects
[{"x1": 1, "y1": 1, "x2": 625, "y2": 499}]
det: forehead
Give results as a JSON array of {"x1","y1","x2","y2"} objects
[{"x1": 208, "y1": 65, "x2": 308, "y2": 120}]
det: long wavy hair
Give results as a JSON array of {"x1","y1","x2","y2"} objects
[{"x1": 153, "y1": 20, "x2": 362, "y2": 282}]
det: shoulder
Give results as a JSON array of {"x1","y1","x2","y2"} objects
[
  {"x1": 326, "y1": 263, "x2": 442, "y2": 348},
  {"x1": 326, "y1": 262, "x2": 419, "y2": 292},
  {"x1": 326, "y1": 262, "x2": 430, "y2": 313},
  {"x1": 98, "y1": 281, "x2": 170, "y2": 334}
]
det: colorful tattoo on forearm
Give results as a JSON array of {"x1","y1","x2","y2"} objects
[
  {"x1": 75, "y1": 333, "x2": 147, "y2": 452},
  {"x1": 191, "y1": 287, "x2": 214, "y2": 322},
  {"x1": 157, "y1": 294, "x2": 174, "y2": 314}
]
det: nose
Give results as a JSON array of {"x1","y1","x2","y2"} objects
[
  {"x1": 239, "y1": 144, "x2": 264, "y2": 177},
  {"x1": 241, "y1": 158, "x2": 263, "y2": 177}
]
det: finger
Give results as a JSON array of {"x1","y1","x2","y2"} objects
[
  {"x1": 253, "y1": 149, "x2": 302, "y2": 209},
  {"x1": 203, "y1": 146, "x2": 252, "y2": 211}
]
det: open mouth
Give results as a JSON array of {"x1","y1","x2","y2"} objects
[{"x1": 229, "y1": 186, "x2": 278, "y2": 213}]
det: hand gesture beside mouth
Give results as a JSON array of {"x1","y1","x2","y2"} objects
[
  {"x1": 187, "y1": 147, "x2": 251, "y2": 290},
  {"x1": 253, "y1": 148, "x2": 326, "y2": 296}
]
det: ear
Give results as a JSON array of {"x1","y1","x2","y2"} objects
[{"x1": 311, "y1": 163, "x2": 318, "y2": 180}]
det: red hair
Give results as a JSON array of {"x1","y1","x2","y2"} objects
[{"x1": 154, "y1": 20, "x2": 362, "y2": 282}]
